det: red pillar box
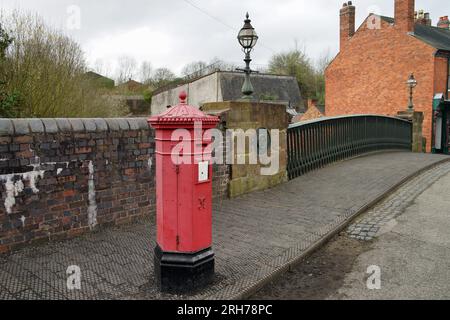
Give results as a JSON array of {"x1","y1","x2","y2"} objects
[{"x1": 148, "y1": 91, "x2": 220, "y2": 293}]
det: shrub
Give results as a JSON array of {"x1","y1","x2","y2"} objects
[
  {"x1": 1, "y1": 11, "x2": 126, "y2": 118},
  {"x1": 143, "y1": 89, "x2": 153, "y2": 104},
  {"x1": 268, "y1": 47, "x2": 330, "y2": 105},
  {"x1": 0, "y1": 86, "x2": 20, "y2": 117}
]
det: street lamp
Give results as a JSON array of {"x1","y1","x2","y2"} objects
[
  {"x1": 237, "y1": 13, "x2": 259, "y2": 99},
  {"x1": 407, "y1": 73, "x2": 418, "y2": 111}
]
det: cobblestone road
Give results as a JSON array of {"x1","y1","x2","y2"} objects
[{"x1": 0, "y1": 151, "x2": 448, "y2": 300}]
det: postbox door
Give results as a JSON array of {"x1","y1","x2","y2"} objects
[
  {"x1": 175, "y1": 162, "x2": 213, "y2": 253},
  {"x1": 192, "y1": 161, "x2": 213, "y2": 252},
  {"x1": 175, "y1": 163, "x2": 195, "y2": 252}
]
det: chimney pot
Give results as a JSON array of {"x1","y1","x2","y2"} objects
[
  {"x1": 437, "y1": 15, "x2": 450, "y2": 29},
  {"x1": 340, "y1": 1, "x2": 356, "y2": 51},
  {"x1": 415, "y1": 9, "x2": 432, "y2": 26}
]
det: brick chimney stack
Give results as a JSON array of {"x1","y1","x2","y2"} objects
[
  {"x1": 395, "y1": 0, "x2": 415, "y2": 33},
  {"x1": 437, "y1": 16, "x2": 450, "y2": 29},
  {"x1": 415, "y1": 10, "x2": 432, "y2": 26},
  {"x1": 340, "y1": 1, "x2": 356, "y2": 51}
]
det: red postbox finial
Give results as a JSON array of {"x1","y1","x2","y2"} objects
[{"x1": 179, "y1": 91, "x2": 187, "y2": 104}]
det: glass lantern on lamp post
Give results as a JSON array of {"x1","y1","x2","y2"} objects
[
  {"x1": 407, "y1": 73, "x2": 418, "y2": 111},
  {"x1": 237, "y1": 13, "x2": 259, "y2": 99}
]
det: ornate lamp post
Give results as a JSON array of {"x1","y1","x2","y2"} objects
[
  {"x1": 237, "y1": 13, "x2": 259, "y2": 99},
  {"x1": 407, "y1": 73, "x2": 418, "y2": 111}
]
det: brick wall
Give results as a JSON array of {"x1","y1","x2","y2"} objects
[
  {"x1": 0, "y1": 118, "x2": 230, "y2": 254},
  {"x1": 298, "y1": 105, "x2": 325, "y2": 122},
  {"x1": 212, "y1": 164, "x2": 230, "y2": 202},
  {"x1": 340, "y1": 2, "x2": 355, "y2": 51},
  {"x1": 326, "y1": 17, "x2": 438, "y2": 152},
  {"x1": 434, "y1": 56, "x2": 449, "y2": 97},
  {"x1": 395, "y1": 0, "x2": 415, "y2": 33}
]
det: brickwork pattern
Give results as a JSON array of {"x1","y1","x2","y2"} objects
[
  {"x1": 296, "y1": 105, "x2": 325, "y2": 122},
  {"x1": 395, "y1": 0, "x2": 415, "y2": 33},
  {"x1": 326, "y1": 14, "x2": 449, "y2": 152},
  {"x1": 340, "y1": 2, "x2": 356, "y2": 51},
  {"x1": 0, "y1": 118, "x2": 230, "y2": 255},
  {"x1": 434, "y1": 56, "x2": 449, "y2": 96},
  {"x1": 0, "y1": 118, "x2": 156, "y2": 254}
]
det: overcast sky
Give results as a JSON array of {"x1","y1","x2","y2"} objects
[{"x1": 1, "y1": 0, "x2": 448, "y2": 78}]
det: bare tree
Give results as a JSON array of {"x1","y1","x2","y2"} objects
[
  {"x1": 152, "y1": 67, "x2": 176, "y2": 88},
  {"x1": 181, "y1": 61, "x2": 208, "y2": 79},
  {"x1": 313, "y1": 49, "x2": 332, "y2": 105},
  {"x1": 140, "y1": 61, "x2": 153, "y2": 85},
  {"x1": 0, "y1": 22, "x2": 12, "y2": 59},
  {"x1": 316, "y1": 48, "x2": 332, "y2": 74},
  {"x1": 209, "y1": 58, "x2": 237, "y2": 72},
  {"x1": 117, "y1": 55, "x2": 137, "y2": 84},
  {"x1": 0, "y1": 21, "x2": 19, "y2": 117},
  {"x1": 93, "y1": 58, "x2": 112, "y2": 78}
]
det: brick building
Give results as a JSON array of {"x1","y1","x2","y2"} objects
[
  {"x1": 293, "y1": 99, "x2": 325, "y2": 123},
  {"x1": 326, "y1": 0, "x2": 450, "y2": 152}
]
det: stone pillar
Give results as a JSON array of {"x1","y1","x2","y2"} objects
[
  {"x1": 202, "y1": 101, "x2": 289, "y2": 198},
  {"x1": 397, "y1": 110, "x2": 425, "y2": 152}
]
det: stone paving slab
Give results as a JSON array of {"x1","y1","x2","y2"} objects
[
  {"x1": 347, "y1": 161, "x2": 450, "y2": 241},
  {"x1": 0, "y1": 151, "x2": 449, "y2": 300},
  {"x1": 331, "y1": 164, "x2": 450, "y2": 300}
]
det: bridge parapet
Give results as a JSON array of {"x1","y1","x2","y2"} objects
[
  {"x1": 287, "y1": 115, "x2": 413, "y2": 180},
  {"x1": 0, "y1": 117, "x2": 229, "y2": 254}
]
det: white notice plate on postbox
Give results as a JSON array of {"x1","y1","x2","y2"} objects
[{"x1": 198, "y1": 161, "x2": 209, "y2": 182}]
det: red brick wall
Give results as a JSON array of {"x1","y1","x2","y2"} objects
[
  {"x1": 340, "y1": 3, "x2": 356, "y2": 51},
  {"x1": 326, "y1": 17, "x2": 437, "y2": 152},
  {"x1": 395, "y1": 0, "x2": 415, "y2": 33},
  {"x1": 298, "y1": 105, "x2": 325, "y2": 122},
  {"x1": 434, "y1": 56, "x2": 449, "y2": 97},
  {"x1": 0, "y1": 118, "x2": 230, "y2": 254},
  {"x1": 0, "y1": 118, "x2": 155, "y2": 254}
]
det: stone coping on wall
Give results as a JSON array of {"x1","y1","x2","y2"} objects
[{"x1": 0, "y1": 118, "x2": 151, "y2": 136}]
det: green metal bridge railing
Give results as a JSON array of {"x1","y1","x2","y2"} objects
[{"x1": 287, "y1": 115, "x2": 412, "y2": 180}]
